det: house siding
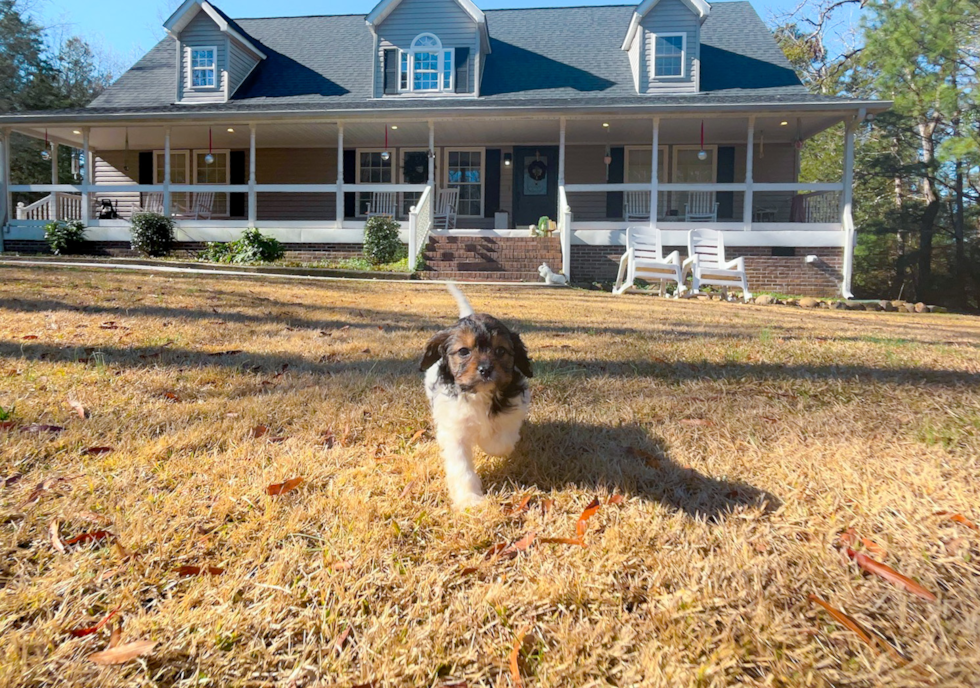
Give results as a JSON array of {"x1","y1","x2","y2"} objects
[
  {"x1": 256, "y1": 148, "x2": 337, "y2": 221},
  {"x1": 373, "y1": 0, "x2": 479, "y2": 97},
  {"x1": 641, "y1": 0, "x2": 699, "y2": 94},
  {"x1": 565, "y1": 145, "x2": 609, "y2": 221},
  {"x1": 93, "y1": 152, "x2": 141, "y2": 218},
  {"x1": 178, "y1": 11, "x2": 228, "y2": 104},
  {"x1": 227, "y1": 37, "x2": 260, "y2": 96}
]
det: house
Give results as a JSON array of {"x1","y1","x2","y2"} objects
[{"x1": 0, "y1": 0, "x2": 888, "y2": 294}]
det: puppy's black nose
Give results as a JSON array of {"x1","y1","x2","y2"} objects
[{"x1": 478, "y1": 363, "x2": 494, "y2": 379}]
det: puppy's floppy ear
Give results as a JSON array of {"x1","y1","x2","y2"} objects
[
  {"x1": 510, "y1": 332, "x2": 533, "y2": 378},
  {"x1": 420, "y1": 329, "x2": 452, "y2": 371}
]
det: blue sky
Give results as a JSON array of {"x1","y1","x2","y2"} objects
[{"x1": 33, "y1": 0, "x2": 824, "y2": 72}]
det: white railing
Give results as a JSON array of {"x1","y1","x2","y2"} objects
[
  {"x1": 408, "y1": 184, "x2": 434, "y2": 269},
  {"x1": 792, "y1": 190, "x2": 841, "y2": 223},
  {"x1": 558, "y1": 185, "x2": 572, "y2": 279},
  {"x1": 16, "y1": 192, "x2": 83, "y2": 221}
]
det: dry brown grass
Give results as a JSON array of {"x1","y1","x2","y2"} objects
[{"x1": 1, "y1": 265, "x2": 979, "y2": 688}]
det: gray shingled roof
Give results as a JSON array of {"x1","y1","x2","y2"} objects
[{"x1": 74, "y1": 2, "x2": 864, "y2": 116}]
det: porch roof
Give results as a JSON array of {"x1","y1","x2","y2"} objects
[{"x1": 0, "y1": 2, "x2": 887, "y2": 126}]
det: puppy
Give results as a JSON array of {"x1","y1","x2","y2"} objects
[
  {"x1": 421, "y1": 284, "x2": 533, "y2": 509},
  {"x1": 538, "y1": 262, "x2": 567, "y2": 286}
]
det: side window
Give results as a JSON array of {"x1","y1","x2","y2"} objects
[
  {"x1": 654, "y1": 34, "x2": 685, "y2": 78},
  {"x1": 190, "y1": 47, "x2": 217, "y2": 88}
]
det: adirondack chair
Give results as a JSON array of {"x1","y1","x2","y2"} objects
[
  {"x1": 613, "y1": 225, "x2": 683, "y2": 296},
  {"x1": 682, "y1": 228, "x2": 752, "y2": 300},
  {"x1": 433, "y1": 188, "x2": 459, "y2": 230},
  {"x1": 684, "y1": 191, "x2": 719, "y2": 222},
  {"x1": 135, "y1": 192, "x2": 164, "y2": 215},
  {"x1": 367, "y1": 192, "x2": 397, "y2": 218},
  {"x1": 624, "y1": 191, "x2": 651, "y2": 223},
  {"x1": 175, "y1": 191, "x2": 215, "y2": 220}
]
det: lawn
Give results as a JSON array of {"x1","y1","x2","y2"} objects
[{"x1": 1, "y1": 265, "x2": 979, "y2": 688}]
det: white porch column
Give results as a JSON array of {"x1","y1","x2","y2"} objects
[
  {"x1": 248, "y1": 123, "x2": 257, "y2": 228},
  {"x1": 50, "y1": 143, "x2": 59, "y2": 220},
  {"x1": 163, "y1": 127, "x2": 172, "y2": 218},
  {"x1": 81, "y1": 128, "x2": 91, "y2": 227},
  {"x1": 558, "y1": 117, "x2": 566, "y2": 187},
  {"x1": 427, "y1": 120, "x2": 435, "y2": 186},
  {"x1": 336, "y1": 123, "x2": 344, "y2": 227},
  {"x1": 650, "y1": 117, "x2": 659, "y2": 226},
  {"x1": 0, "y1": 129, "x2": 9, "y2": 240},
  {"x1": 743, "y1": 115, "x2": 755, "y2": 231},
  {"x1": 841, "y1": 114, "x2": 857, "y2": 298}
]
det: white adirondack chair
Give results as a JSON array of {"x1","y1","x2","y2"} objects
[
  {"x1": 684, "y1": 191, "x2": 719, "y2": 222},
  {"x1": 367, "y1": 192, "x2": 397, "y2": 218},
  {"x1": 682, "y1": 228, "x2": 752, "y2": 300},
  {"x1": 613, "y1": 225, "x2": 683, "y2": 296},
  {"x1": 433, "y1": 188, "x2": 459, "y2": 230},
  {"x1": 624, "y1": 191, "x2": 650, "y2": 223}
]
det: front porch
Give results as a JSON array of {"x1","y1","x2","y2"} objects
[{"x1": 0, "y1": 111, "x2": 859, "y2": 293}]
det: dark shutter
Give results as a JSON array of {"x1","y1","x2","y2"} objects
[
  {"x1": 484, "y1": 149, "x2": 501, "y2": 218},
  {"x1": 605, "y1": 147, "x2": 625, "y2": 219},
  {"x1": 229, "y1": 150, "x2": 246, "y2": 218},
  {"x1": 383, "y1": 48, "x2": 399, "y2": 95},
  {"x1": 717, "y1": 146, "x2": 735, "y2": 219},
  {"x1": 138, "y1": 152, "x2": 153, "y2": 184},
  {"x1": 454, "y1": 47, "x2": 470, "y2": 93},
  {"x1": 343, "y1": 149, "x2": 356, "y2": 219}
]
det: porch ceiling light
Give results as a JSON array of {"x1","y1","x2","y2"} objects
[
  {"x1": 503, "y1": 152, "x2": 512, "y2": 167},
  {"x1": 602, "y1": 122, "x2": 609, "y2": 128},
  {"x1": 780, "y1": 121, "x2": 789, "y2": 126},
  {"x1": 73, "y1": 130, "x2": 81, "y2": 135},
  {"x1": 227, "y1": 128, "x2": 235, "y2": 132},
  {"x1": 391, "y1": 125, "x2": 398, "y2": 130}
]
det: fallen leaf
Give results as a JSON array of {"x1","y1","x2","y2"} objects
[
  {"x1": 50, "y1": 519, "x2": 65, "y2": 553},
  {"x1": 608, "y1": 494, "x2": 625, "y2": 505},
  {"x1": 250, "y1": 425, "x2": 269, "y2": 439},
  {"x1": 319, "y1": 430, "x2": 336, "y2": 448},
  {"x1": 680, "y1": 418, "x2": 714, "y2": 427},
  {"x1": 627, "y1": 446, "x2": 660, "y2": 467},
  {"x1": 460, "y1": 566, "x2": 479, "y2": 576},
  {"x1": 333, "y1": 626, "x2": 351, "y2": 655},
  {"x1": 207, "y1": 350, "x2": 243, "y2": 356},
  {"x1": 839, "y1": 527, "x2": 857, "y2": 548},
  {"x1": 99, "y1": 321, "x2": 119, "y2": 330},
  {"x1": 500, "y1": 532, "x2": 537, "y2": 559},
  {"x1": 0, "y1": 421, "x2": 15, "y2": 431},
  {"x1": 23, "y1": 334, "x2": 39, "y2": 340},
  {"x1": 509, "y1": 624, "x2": 531, "y2": 688},
  {"x1": 21, "y1": 424, "x2": 65, "y2": 435},
  {"x1": 83, "y1": 446, "x2": 113, "y2": 455},
  {"x1": 68, "y1": 608, "x2": 119, "y2": 638},
  {"x1": 541, "y1": 498, "x2": 553, "y2": 519},
  {"x1": 399, "y1": 479, "x2": 418, "y2": 499},
  {"x1": 63, "y1": 530, "x2": 114, "y2": 547},
  {"x1": 163, "y1": 392, "x2": 181, "y2": 402},
  {"x1": 176, "y1": 565, "x2": 224, "y2": 577},
  {"x1": 108, "y1": 618, "x2": 122, "y2": 648},
  {"x1": 808, "y1": 594, "x2": 906, "y2": 664},
  {"x1": 408, "y1": 428, "x2": 426, "y2": 444},
  {"x1": 266, "y1": 477, "x2": 304, "y2": 496},
  {"x1": 847, "y1": 549, "x2": 937, "y2": 601},
  {"x1": 576, "y1": 497, "x2": 602, "y2": 539},
  {"x1": 67, "y1": 398, "x2": 89, "y2": 419},
  {"x1": 361, "y1": 348, "x2": 371, "y2": 354},
  {"x1": 483, "y1": 542, "x2": 510, "y2": 561},
  {"x1": 268, "y1": 435, "x2": 287, "y2": 444},
  {"x1": 3, "y1": 473, "x2": 22, "y2": 488},
  {"x1": 88, "y1": 640, "x2": 156, "y2": 665},
  {"x1": 503, "y1": 494, "x2": 534, "y2": 516},
  {"x1": 539, "y1": 536, "x2": 585, "y2": 547},
  {"x1": 861, "y1": 537, "x2": 887, "y2": 558},
  {"x1": 20, "y1": 474, "x2": 83, "y2": 508},
  {"x1": 331, "y1": 560, "x2": 353, "y2": 571},
  {"x1": 275, "y1": 363, "x2": 289, "y2": 378},
  {"x1": 936, "y1": 511, "x2": 979, "y2": 531}
]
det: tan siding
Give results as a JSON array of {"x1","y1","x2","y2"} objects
[
  {"x1": 565, "y1": 145, "x2": 608, "y2": 221},
  {"x1": 642, "y1": 0, "x2": 699, "y2": 94},
  {"x1": 499, "y1": 146, "x2": 513, "y2": 219},
  {"x1": 179, "y1": 11, "x2": 227, "y2": 104},
  {"x1": 92, "y1": 151, "x2": 141, "y2": 219},
  {"x1": 256, "y1": 148, "x2": 337, "y2": 221}
]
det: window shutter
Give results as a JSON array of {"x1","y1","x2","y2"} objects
[
  {"x1": 383, "y1": 48, "x2": 399, "y2": 95},
  {"x1": 454, "y1": 47, "x2": 470, "y2": 93},
  {"x1": 717, "y1": 146, "x2": 735, "y2": 219},
  {"x1": 484, "y1": 149, "x2": 501, "y2": 218},
  {"x1": 229, "y1": 150, "x2": 246, "y2": 218},
  {"x1": 343, "y1": 149, "x2": 356, "y2": 219},
  {"x1": 138, "y1": 152, "x2": 153, "y2": 184},
  {"x1": 605, "y1": 147, "x2": 624, "y2": 219}
]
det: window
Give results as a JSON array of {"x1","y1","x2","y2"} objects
[
  {"x1": 445, "y1": 149, "x2": 483, "y2": 217},
  {"x1": 356, "y1": 149, "x2": 393, "y2": 216},
  {"x1": 672, "y1": 145, "x2": 716, "y2": 217},
  {"x1": 399, "y1": 33, "x2": 453, "y2": 93},
  {"x1": 193, "y1": 150, "x2": 229, "y2": 216},
  {"x1": 654, "y1": 34, "x2": 685, "y2": 78},
  {"x1": 153, "y1": 150, "x2": 190, "y2": 213},
  {"x1": 625, "y1": 146, "x2": 668, "y2": 184},
  {"x1": 190, "y1": 47, "x2": 217, "y2": 88}
]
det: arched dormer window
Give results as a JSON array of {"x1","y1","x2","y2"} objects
[{"x1": 400, "y1": 33, "x2": 453, "y2": 93}]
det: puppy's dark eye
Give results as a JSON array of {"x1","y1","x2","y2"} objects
[
  {"x1": 495, "y1": 347, "x2": 510, "y2": 357},
  {"x1": 457, "y1": 347, "x2": 471, "y2": 357}
]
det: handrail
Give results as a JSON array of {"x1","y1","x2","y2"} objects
[
  {"x1": 16, "y1": 192, "x2": 82, "y2": 221},
  {"x1": 408, "y1": 184, "x2": 434, "y2": 270}
]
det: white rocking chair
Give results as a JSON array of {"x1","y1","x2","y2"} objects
[
  {"x1": 613, "y1": 225, "x2": 683, "y2": 296},
  {"x1": 367, "y1": 192, "x2": 397, "y2": 218},
  {"x1": 174, "y1": 191, "x2": 214, "y2": 220},
  {"x1": 684, "y1": 191, "x2": 719, "y2": 222},
  {"x1": 624, "y1": 191, "x2": 651, "y2": 223},
  {"x1": 135, "y1": 192, "x2": 164, "y2": 215},
  {"x1": 682, "y1": 228, "x2": 752, "y2": 301},
  {"x1": 433, "y1": 188, "x2": 459, "y2": 230}
]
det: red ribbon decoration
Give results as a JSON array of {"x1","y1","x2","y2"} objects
[{"x1": 700, "y1": 120, "x2": 704, "y2": 151}]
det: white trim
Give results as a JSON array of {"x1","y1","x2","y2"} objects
[
  {"x1": 570, "y1": 229, "x2": 844, "y2": 247},
  {"x1": 398, "y1": 35, "x2": 454, "y2": 94},
  {"x1": 651, "y1": 33, "x2": 686, "y2": 79},
  {"x1": 188, "y1": 45, "x2": 219, "y2": 90},
  {"x1": 443, "y1": 147, "x2": 485, "y2": 218},
  {"x1": 621, "y1": 0, "x2": 710, "y2": 51},
  {"x1": 153, "y1": 150, "x2": 191, "y2": 186},
  {"x1": 165, "y1": 0, "x2": 267, "y2": 60},
  {"x1": 191, "y1": 148, "x2": 231, "y2": 217},
  {"x1": 367, "y1": 0, "x2": 485, "y2": 27}
]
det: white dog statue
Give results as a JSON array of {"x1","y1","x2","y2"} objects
[{"x1": 538, "y1": 263, "x2": 567, "y2": 286}]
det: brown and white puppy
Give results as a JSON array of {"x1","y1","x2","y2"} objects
[{"x1": 421, "y1": 284, "x2": 532, "y2": 509}]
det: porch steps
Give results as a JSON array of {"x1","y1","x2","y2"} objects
[{"x1": 418, "y1": 235, "x2": 562, "y2": 282}]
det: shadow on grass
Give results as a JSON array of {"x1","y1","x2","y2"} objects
[{"x1": 482, "y1": 421, "x2": 780, "y2": 522}]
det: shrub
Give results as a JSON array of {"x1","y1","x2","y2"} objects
[
  {"x1": 363, "y1": 215, "x2": 402, "y2": 265},
  {"x1": 43, "y1": 220, "x2": 86, "y2": 255},
  {"x1": 130, "y1": 212, "x2": 175, "y2": 257},
  {"x1": 197, "y1": 228, "x2": 284, "y2": 264}
]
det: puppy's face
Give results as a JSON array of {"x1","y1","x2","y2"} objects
[{"x1": 421, "y1": 314, "x2": 532, "y2": 392}]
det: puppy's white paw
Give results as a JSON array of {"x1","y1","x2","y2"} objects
[{"x1": 451, "y1": 490, "x2": 487, "y2": 511}]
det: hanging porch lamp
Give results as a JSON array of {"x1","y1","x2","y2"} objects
[
  {"x1": 205, "y1": 127, "x2": 215, "y2": 165},
  {"x1": 697, "y1": 120, "x2": 707, "y2": 161},
  {"x1": 40, "y1": 129, "x2": 51, "y2": 161},
  {"x1": 123, "y1": 128, "x2": 129, "y2": 172},
  {"x1": 381, "y1": 125, "x2": 391, "y2": 162}
]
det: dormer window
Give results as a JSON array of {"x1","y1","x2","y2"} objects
[
  {"x1": 653, "y1": 34, "x2": 685, "y2": 78},
  {"x1": 400, "y1": 33, "x2": 453, "y2": 93},
  {"x1": 191, "y1": 47, "x2": 217, "y2": 88}
]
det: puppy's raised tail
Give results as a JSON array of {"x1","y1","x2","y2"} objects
[{"x1": 447, "y1": 281, "x2": 474, "y2": 319}]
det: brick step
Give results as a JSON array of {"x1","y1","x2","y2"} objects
[
  {"x1": 418, "y1": 271, "x2": 542, "y2": 282},
  {"x1": 423, "y1": 260, "x2": 554, "y2": 271}
]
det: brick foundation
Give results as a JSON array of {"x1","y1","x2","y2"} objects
[
  {"x1": 419, "y1": 235, "x2": 563, "y2": 282},
  {"x1": 571, "y1": 245, "x2": 844, "y2": 297},
  {"x1": 2, "y1": 240, "x2": 364, "y2": 263}
]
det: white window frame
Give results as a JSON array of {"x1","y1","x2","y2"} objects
[
  {"x1": 671, "y1": 144, "x2": 718, "y2": 182},
  {"x1": 652, "y1": 32, "x2": 686, "y2": 79},
  {"x1": 355, "y1": 147, "x2": 395, "y2": 217},
  {"x1": 192, "y1": 149, "x2": 231, "y2": 218},
  {"x1": 625, "y1": 145, "x2": 669, "y2": 182},
  {"x1": 153, "y1": 150, "x2": 191, "y2": 185},
  {"x1": 443, "y1": 147, "x2": 485, "y2": 218},
  {"x1": 398, "y1": 33, "x2": 454, "y2": 94},
  {"x1": 188, "y1": 46, "x2": 218, "y2": 89}
]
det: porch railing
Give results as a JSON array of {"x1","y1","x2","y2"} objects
[
  {"x1": 408, "y1": 184, "x2": 434, "y2": 269},
  {"x1": 16, "y1": 192, "x2": 82, "y2": 222},
  {"x1": 558, "y1": 185, "x2": 572, "y2": 279},
  {"x1": 790, "y1": 190, "x2": 841, "y2": 223}
]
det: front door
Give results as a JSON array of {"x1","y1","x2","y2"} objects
[{"x1": 512, "y1": 146, "x2": 559, "y2": 228}]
